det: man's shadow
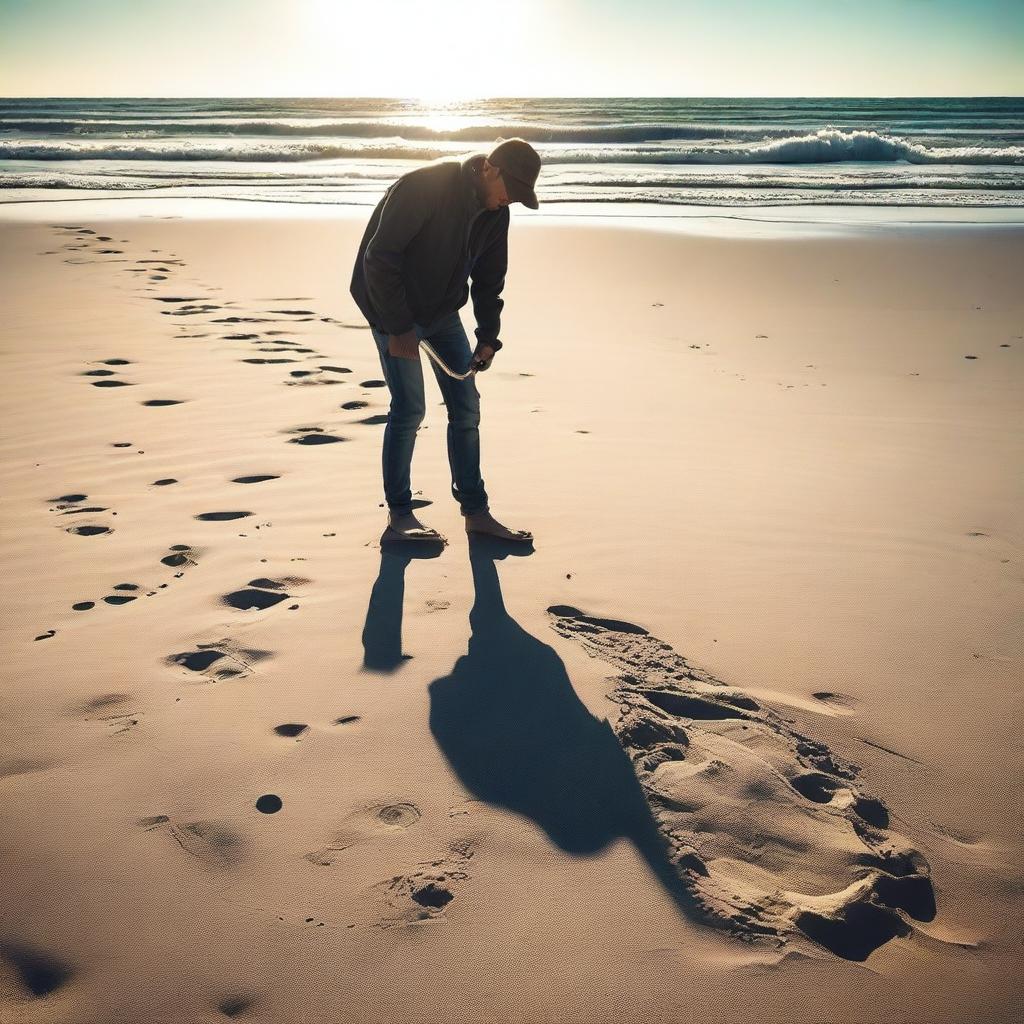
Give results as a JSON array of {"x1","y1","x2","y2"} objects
[
  {"x1": 360, "y1": 527, "x2": 444, "y2": 670},
  {"x1": 361, "y1": 531, "x2": 706, "y2": 923}
]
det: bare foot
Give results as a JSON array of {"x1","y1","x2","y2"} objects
[
  {"x1": 464, "y1": 510, "x2": 533, "y2": 541},
  {"x1": 387, "y1": 511, "x2": 446, "y2": 543}
]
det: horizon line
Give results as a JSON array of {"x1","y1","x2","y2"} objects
[{"x1": 2, "y1": 94, "x2": 1022, "y2": 101}]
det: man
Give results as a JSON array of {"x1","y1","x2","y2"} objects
[{"x1": 350, "y1": 137, "x2": 540, "y2": 545}]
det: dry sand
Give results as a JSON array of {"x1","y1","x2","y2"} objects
[{"x1": 0, "y1": 203, "x2": 1021, "y2": 1023}]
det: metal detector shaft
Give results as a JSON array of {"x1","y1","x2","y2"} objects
[{"x1": 419, "y1": 339, "x2": 483, "y2": 380}]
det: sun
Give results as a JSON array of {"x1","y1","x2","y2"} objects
[{"x1": 304, "y1": 0, "x2": 535, "y2": 100}]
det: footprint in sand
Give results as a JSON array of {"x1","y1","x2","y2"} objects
[
  {"x1": 103, "y1": 583, "x2": 141, "y2": 605},
  {"x1": 141, "y1": 399, "x2": 186, "y2": 407},
  {"x1": 66, "y1": 524, "x2": 112, "y2": 537},
  {"x1": 305, "y1": 801, "x2": 423, "y2": 867},
  {"x1": 71, "y1": 564, "x2": 184, "y2": 609},
  {"x1": 284, "y1": 426, "x2": 347, "y2": 445},
  {"x1": 160, "y1": 543, "x2": 200, "y2": 569},
  {"x1": 546, "y1": 605, "x2": 936, "y2": 962},
  {"x1": 140, "y1": 816, "x2": 246, "y2": 867},
  {"x1": 48, "y1": 492, "x2": 88, "y2": 508},
  {"x1": 218, "y1": 996, "x2": 258, "y2": 1018},
  {"x1": 0, "y1": 942, "x2": 73, "y2": 999},
  {"x1": 273, "y1": 723, "x2": 309, "y2": 739},
  {"x1": 221, "y1": 575, "x2": 309, "y2": 611},
  {"x1": 91, "y1": 379, "x2": 134, "y2": 388},
  {"x1": 166, "y1": 638, "x2": 272, "y2": 682},
  {"x1": 284, "y1": 369, "x2": 343, "y2": 387},
  {"x1": 341, "y1": 401, "x2": 369, "y2": 410},
  {"x1": 232, "y1": 474, "x2": 279, "y2": 484},
  {"x1": 72, "y1": 692, "x2": 142, "y2": 736},
  {"x1": 370, "y1": 840, "x2": 475, "y2": 927},
  {"x1": 160, "y1": 303, "x2": 222, "y2": 317},
  {"x1": 195, "y1": 511, "x2": 252, "y2": 522},
  {"x1": 0, "y1": 756, "x2": 53, "y2": 780},
  {"x1": 812, "y1": 691, "x2": 860, "y2": 713}
]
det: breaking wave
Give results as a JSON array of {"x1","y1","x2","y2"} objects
[
  {"x1": 689, "y1": 128, "x2": 1024, "y2": 165},
  {"x1": 1, "y1": 128, "x2": 1022, "y2": 165},
  {"x1": 0, "y1": 118, "x2": 788, "y2": 143}
]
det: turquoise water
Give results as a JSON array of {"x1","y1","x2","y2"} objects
[{"x1": 2, "y1": 97, "x2": 1022, "y2": 208}]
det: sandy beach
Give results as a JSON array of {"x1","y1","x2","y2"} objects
[{"x1": 1, "y1": 204, "x2": 1021, "y2": 1024}]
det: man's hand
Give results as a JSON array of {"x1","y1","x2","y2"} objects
[
  {"x1": 472, "y1": 343, "x2": 497, "y2": 371},
  {"x1": 387, "y1": 329, "x2": 419, "y2": 360}
]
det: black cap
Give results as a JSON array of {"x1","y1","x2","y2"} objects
[{"x1": 487, "y1": 137, "x2": 541, "y2": 209}]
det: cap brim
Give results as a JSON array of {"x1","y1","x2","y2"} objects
[
  {"x1": 510, "y1": 185, "x2": 539, "y2": 210},
  {"x1": 502, "y1": 171, "x2": 539, "y2": 209}
]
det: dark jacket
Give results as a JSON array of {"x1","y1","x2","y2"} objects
[{"x1": 349, "y1": 153, "x2": 507, "y2": 352}]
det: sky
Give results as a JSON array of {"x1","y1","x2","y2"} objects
[{"x1": 0, "y1": 0, "x2": 1021, "y2": 98}]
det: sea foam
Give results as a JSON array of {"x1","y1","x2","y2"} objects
[{"x1": 2, "y1": 127, "x2": 1021, "y2": 166}]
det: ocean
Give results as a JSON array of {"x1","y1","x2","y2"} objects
[{"x1": 1, "y1": 97, "x2": 1022, "y2": 210}]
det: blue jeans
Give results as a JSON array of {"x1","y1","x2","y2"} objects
[{"x1": 369, "y1": 310, "x2": 489, "y2": 518}]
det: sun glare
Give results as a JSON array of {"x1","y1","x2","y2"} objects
[{"x1": 306, "y1": 0, "x2": 533, "y2": 101}]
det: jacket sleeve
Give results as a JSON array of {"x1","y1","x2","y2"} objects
[
  {"x1": 470, "y1": 208, "x2": 508, "y2": 352},
  {"x1": 362, "y1": 174, "x2": 432, "y2": 336}
]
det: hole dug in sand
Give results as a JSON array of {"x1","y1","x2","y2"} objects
[{"x1": 546, "y1": 604, "x2": 937, "y2": 962}]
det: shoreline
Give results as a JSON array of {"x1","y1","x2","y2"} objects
[{"x1": 2, "y1": 194, "x2": 1024, "y2": 239}]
